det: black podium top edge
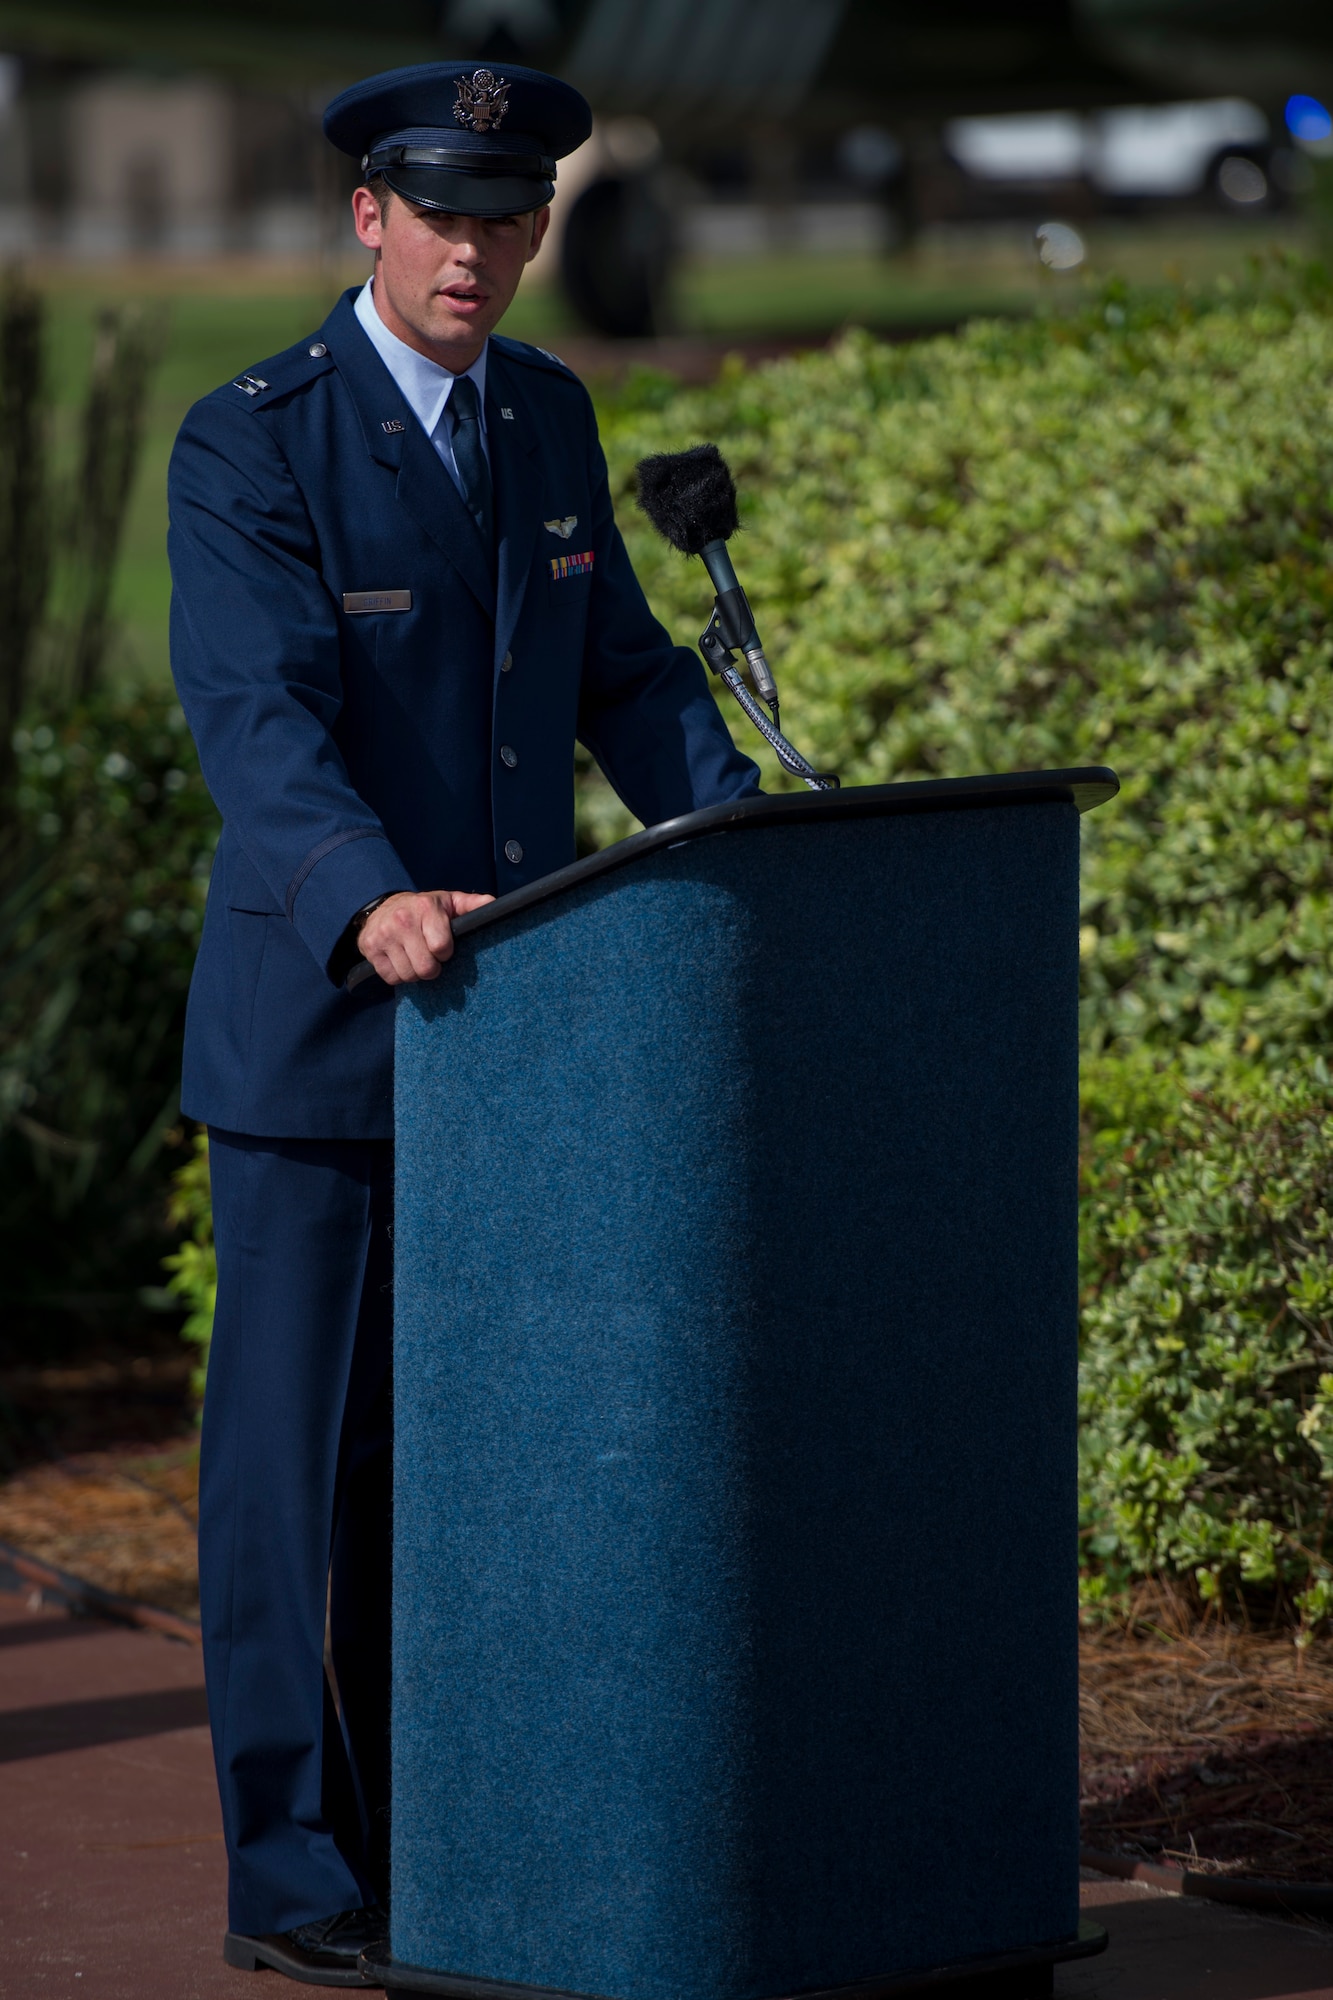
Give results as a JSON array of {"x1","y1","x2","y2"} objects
[{"x1": 451, "y1": 767, "x2": 1118, "y2": 945}]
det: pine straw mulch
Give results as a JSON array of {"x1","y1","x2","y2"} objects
[
  {"x1": 0, "y1": 1440, "x2": 200, "y2": 1616},
  {"x1": 2, "y1": 1445, "x2": 1333, "y2": 1887},
  {"x1": 1080, "y1": 1592, "x2": 1333, "y2": 1884}
]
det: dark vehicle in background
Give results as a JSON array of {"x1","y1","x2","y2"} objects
[{"x1": 537, "y1": 0, "x2": 1333, "y2": 330}]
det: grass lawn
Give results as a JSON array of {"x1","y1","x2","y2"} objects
[
  {"x1": 29, "y1": 214, "x2": 1309, "y2": 687},
  {"x1": 681, "y1": 252, "x2": 1034, "y2": 333},
  {"x1": 680, "y1": 217, "x2": 1314, "y2": 332}
]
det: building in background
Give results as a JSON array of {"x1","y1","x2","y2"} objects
[
  {"x1": 67, "y1": 74, "x2": 232, "y2": 255},
  {"x1": 0, "y1": 61, "x2": 356, "y2": 258}
]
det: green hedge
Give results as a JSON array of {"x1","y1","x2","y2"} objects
[{"x1": 594, "y1": 269, "x2": 1333, "y2": 1072}]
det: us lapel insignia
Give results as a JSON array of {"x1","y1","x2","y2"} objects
[
  {"x1": 381, "y1": 418, "x2": 406, "y2": 434},
  {"x1": 544, "y1": 515, "x2": 578, "y2": 539},
  {"x1": 500, "y1": 407, "x2": 514, "y2": 420}
]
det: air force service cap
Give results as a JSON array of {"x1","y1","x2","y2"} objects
[{"x1": 323, "y1": 62, "x2": 592, "y2": 218}]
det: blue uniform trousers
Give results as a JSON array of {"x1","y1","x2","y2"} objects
[{"x1": 199, "y1": 1130, "x2": 393, "y2": 1935}]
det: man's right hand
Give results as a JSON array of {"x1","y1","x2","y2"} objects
[{"x1": 357, "y1": 889, "x2": 495, "y2": 985}]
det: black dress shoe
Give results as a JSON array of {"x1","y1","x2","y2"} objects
[{"x1": 224, "y1": 1907, "x2": 388, "y2": 1986}]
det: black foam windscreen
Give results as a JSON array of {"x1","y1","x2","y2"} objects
[{"x1": 635, "y1": 444, "x2": 739, "y2": 555}]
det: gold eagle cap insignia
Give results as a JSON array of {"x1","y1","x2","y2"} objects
[
  {"x1": 454, "y1": 69, "x2": 511, "y2": 133},
  {"x1": 544, "y1": 515, "x2": 578, "y2": 539}
]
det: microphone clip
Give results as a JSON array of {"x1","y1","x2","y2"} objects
[
  {"x1": 703, "y1": 592, "x2": 779, "y2": 711},
  {"x1": 699, "y1": 601, "x2": 742, "y2": 679}
]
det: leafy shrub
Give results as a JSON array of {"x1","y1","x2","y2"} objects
[
  {"x1": 0, "y1": 689, "x2": 217, "y2": 1346},
  {"x1": 1079, "y1": 1054, "x2": 1333, "y2": 1633}
]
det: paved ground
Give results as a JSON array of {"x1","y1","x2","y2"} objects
[
  {"x1": 1071, "y1": 1878, "x2": 1333, "y2": 2000},
  {"x1": 0, "y1": 1591, "x2": 226, "y2": 1997},
  {"x1": 5, "y1": 1590, "x2": 1333, "y2": 2000}
]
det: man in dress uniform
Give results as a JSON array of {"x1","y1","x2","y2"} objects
[{"x1": 168, "y1": 61, "x2": 759, "y2": 1988}]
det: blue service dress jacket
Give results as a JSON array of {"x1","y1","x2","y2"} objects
[{"x1": 168, "y1": 288, "x2": 760, "y2": 1139}]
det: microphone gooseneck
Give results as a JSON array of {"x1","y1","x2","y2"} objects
[
  {"x1": 714, "y1": 660, "x2": 836, "y2": 788},
  {"x1": 635, "y1": 444, "x2": 838, "y2": 791}
]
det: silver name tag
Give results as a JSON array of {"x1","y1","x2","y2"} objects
[{"x1": 343, "y1": 589, "x2": 412, "y2": 614}]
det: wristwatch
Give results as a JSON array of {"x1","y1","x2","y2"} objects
[
  {"x1": 328, "y1": 893, "x2": 395, "y2": 988},
  {"x1": 354, "y1": 893, "x2": 393, "y2": 939}
]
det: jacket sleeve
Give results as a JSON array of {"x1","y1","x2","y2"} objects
[
  {"x1": 574, "y1": 400, "x2": 761, "y2": 823},
  {"x1": 168, "y1": 396, "x2": 415, "y2": 977}
]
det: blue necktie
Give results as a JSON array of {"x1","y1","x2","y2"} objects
[{"x1": 449, "y1": 375, "x2": 493, "y2": 549}]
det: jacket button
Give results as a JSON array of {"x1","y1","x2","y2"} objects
[
  {"x1": 308, "y1": 342, "x2": 328, "y2": 357},
  {"x1": 500, "y1": 744, "x2": 518, "y2": 768},
  {"x1": 504, "y1": 839, "x2": 523, "y2": 864},
  {"x1": 501, "y1": 651, "x2": 513, "y2": 672}
]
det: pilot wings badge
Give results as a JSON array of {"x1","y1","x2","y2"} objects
[
  {"x1": 454, "y1": 69, "x2": 511, "y2": 133},
  {"x1": 544, "y1": 515, "x2": 578, "y2": 539}
]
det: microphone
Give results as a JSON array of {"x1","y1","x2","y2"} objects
[
  {"x1": 635, "y1": 443, "x2": 838, "y2": 791},
  {"x1": 635, "y1": 444, "x2": 779, "y2": 707}
]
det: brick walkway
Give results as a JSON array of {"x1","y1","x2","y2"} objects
[{"x1": 4, "y1": 1590, "x2": 1333, "y2": 1999}]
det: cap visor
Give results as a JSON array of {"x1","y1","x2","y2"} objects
[{"x1": 381, "y1": 166, "x2": 552, "y2": 217}]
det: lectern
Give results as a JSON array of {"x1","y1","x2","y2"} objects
[{"x1": 373, "y1": 771, "x2": 1116, "y2": 2000}]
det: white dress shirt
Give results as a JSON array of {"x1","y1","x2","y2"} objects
[{"x1": 354, "y1": 277, "x2": 489, "y2": 495}]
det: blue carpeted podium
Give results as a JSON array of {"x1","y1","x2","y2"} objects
[{"x1": 378, "y1": 771, "x2": 1116, "y2": 2000}]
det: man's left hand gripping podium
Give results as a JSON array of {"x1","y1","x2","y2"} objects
[{"x1": 374, "y1": 770, "x2": 1117, "y2": 2000}]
